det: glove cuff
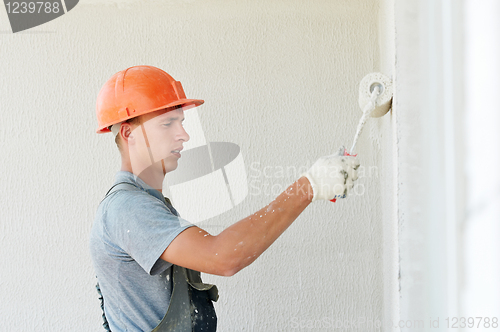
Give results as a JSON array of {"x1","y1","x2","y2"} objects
[{"x1": 301, "y1": 173, "x2": 318, "y2": 202}]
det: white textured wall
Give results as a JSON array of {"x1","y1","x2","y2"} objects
[
  {"x1": 0, "y1": 0, "x2": 396, "y2": 331},
  {"x1": 462, "y1": 0, "x2": 500, "y2": 321},
  {"x1": 395, "y1": 0, "x2": 467, "y2": 328},
  {"x1": 377, "y1": 0, "x2": 398, "y2": 329}
]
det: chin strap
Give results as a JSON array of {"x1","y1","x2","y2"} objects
[{"x1": 110, "y1": 123, "x2": 122, "y2": 137}]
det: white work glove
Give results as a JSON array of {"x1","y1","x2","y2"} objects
[{"x1": 301, "y1": 146, "x2": 360, "y2": 201}]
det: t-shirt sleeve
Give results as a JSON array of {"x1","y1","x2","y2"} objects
[{"x1": 106, "y1": 191, "x2": 195, "y2": 275}]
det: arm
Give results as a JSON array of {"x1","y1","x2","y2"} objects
[{"x1": 161, "y1": 176, "x2": 313, "y2": 276}]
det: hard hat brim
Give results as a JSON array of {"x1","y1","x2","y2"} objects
[{"x1": 96, "y1": 98, "x2": 204, "y2": 134}]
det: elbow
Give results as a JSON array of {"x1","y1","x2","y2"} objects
[
  {"x1": 220, "y1": 267, "x2": 237, "y2": 277},
  {"x1": 216, "y1": 254, "x2": 244, "y2": 277},
  {"x1": 209, "y1": 236, "x2": 249, "y2": 276},
  {"x1": 217, "y1": 260, "x2": 240, "y2": 277},
  {"x1": 224, "y1": 263, "x2": 243, "y2": 277}
]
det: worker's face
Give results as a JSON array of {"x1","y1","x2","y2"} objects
[{"x1": 128, "y1": 107, "x2": 190, "y2": 175}]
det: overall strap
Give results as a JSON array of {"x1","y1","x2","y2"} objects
[
  {"x1": 151, "y1": 265, "x2": 192, "y2": 332},
  {"x1": 101, "y1": 182, "x2": 176, "y2": 215},
  {"x1": 100, "y1": 182, "x2": 140, "y2": 204},
  {"x1": 185, "y1": 269, "x2": 219, "y2": 302}
]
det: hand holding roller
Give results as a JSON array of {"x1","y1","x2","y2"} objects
[{"x1": 301, "y1": 146, "x2": 360, "y2": 202}]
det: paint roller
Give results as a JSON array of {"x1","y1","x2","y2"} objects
[
  {"x1": 350, "y1": 72, "x2": 393, "y2": 153},
  {"x1": 330, "y1": 72, "x2": 393, "y2": 202}
]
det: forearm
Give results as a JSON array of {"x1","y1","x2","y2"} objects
[{"x1": 213, "y1": 176, "x2": 313, "y2": 275}]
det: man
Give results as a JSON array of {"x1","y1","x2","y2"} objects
[{"x1": 90, "y1": 65, "x2": 360, "y2": 332}]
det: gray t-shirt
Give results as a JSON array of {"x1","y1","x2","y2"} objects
[{"x1": 90, "y1": 171, "x2": 195, "y2": 332}]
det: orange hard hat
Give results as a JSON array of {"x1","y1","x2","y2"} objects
[{"x1": 95, "y1": 65, "x2": 204, "y2": 133}]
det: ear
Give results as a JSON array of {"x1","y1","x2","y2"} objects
[{"x1": 120, "y1": 123, "x2": 134, "y2": 145}]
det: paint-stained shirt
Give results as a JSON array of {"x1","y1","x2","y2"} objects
[{"x1": 89, "y1": 171, "x2": 195, "y2": 332}]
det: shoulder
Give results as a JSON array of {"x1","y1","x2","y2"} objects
[
  {"x1": 104, "y1": 189, "x2": 190, "y2": 231},
  {"x1": 105, "y1": 188, "x2": 169, "y2": 214}
]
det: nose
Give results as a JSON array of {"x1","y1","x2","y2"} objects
[{"x1": 178, "y1": 123, "x2": 190, "y2": 142}]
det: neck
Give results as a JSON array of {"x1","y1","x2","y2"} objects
[{"x1": 121, "y1": 157, "x2": 164, "y2": 193}]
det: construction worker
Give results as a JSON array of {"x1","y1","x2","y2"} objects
[{"x1": 90, "y1": 65, "x2": 360, "y2": 332}]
